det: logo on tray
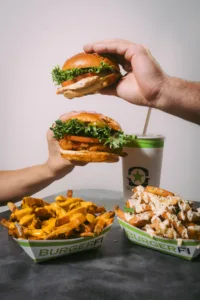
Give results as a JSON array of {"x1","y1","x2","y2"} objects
[{"x1": 127, "y1": 166, "x2": 150, "y2": 188}]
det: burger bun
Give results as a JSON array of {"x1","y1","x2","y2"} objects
[{"x1": 60, "y1": 149, "x2": 119, "y2": 163}]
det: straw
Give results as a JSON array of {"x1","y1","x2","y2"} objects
[{"x1": 142, "y1": 108, "x2": 152, "y2": 135}]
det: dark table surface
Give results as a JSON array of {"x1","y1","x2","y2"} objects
[{"x1": 0, "y1": 189, "x2": 200, "y2": 300}]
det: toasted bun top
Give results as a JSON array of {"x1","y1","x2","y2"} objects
[
  {"x1": 62, "y1": 52, "x2": 120, "y2": 72},
  {"x1": 65, "y1": 112, "x2": 121, "y2": 131}
]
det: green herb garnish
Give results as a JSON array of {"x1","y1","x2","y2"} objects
[
  {"x1": 124, "y1": 206, "x2": 135, "y2": 213},
  {"x1": 103, "y1": 133, "x2": 137, "y2": 150},
  {"x1": 52, "y1": 62, "x2": 114, "y2": 85},
  {"x1": 50, "y1": 119, "x2": 136, "y2": 150}
]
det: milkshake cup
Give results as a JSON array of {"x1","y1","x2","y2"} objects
[{"x1": 122, "y1": 135, "x2": 165, "y2": 200}]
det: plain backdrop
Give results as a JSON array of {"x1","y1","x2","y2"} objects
[{"x1": 0, "y1": 0, "x2": 200, "y2": 201}]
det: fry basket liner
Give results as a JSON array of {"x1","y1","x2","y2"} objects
[
  {"x1": 14, "y1": 224, "x2": 112, "y2": 263},
  {"x1": 117, "y1": 218, "x2": 200, "y2": 260}
]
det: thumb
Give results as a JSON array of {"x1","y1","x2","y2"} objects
[{"x1": 46, "y1": 129, "x2": 60, "y2": 155}]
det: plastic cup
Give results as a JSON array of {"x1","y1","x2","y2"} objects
[{"x1": 122, "y1": 135, "x2": 165, "y2": 200}]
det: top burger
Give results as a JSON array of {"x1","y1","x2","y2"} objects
[{"x1": 51, "y1": 53, "x2": 121, "y2": 99}]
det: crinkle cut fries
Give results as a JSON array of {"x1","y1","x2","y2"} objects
[
  {"x1": 115, "y1": 186, "x2": 200, "y2": 240},
  {"x1": 1, "y1": 190, "x2": 114, "y2": 240}
]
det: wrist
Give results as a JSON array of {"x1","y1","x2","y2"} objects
[
  {"x1": 45, "y1": 160, "x2": 74, "y2": 181},
  {"x1": 156, "y1": 76, "x2": 200, "y2": 124},
  {"x1": 42, "y1": 162, "x2": 58, "y2": 181},
  {"x1": 153, "y1": 75, "x2": 171, "y2": 111}
]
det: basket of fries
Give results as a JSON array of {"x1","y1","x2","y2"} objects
[
  {"x1": 115, "y1": 185, "x2": 200, "y2": 260},
  {"x1": 1, "y1": 190, "x2": 114, "y2": 262}
]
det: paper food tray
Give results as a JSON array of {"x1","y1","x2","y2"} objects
[
  {"x1": 13, "y1": 224, "x2": 112, "y2": 263},
  {"x1": 117, "y1": 218, "x2": 200, "y2": 260}
]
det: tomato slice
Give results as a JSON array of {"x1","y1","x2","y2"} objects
[
  {"x1": 61, "y1": 79, "x2": 76, "y2": 87},
  {"x1": 61, "y1": 73, "x2": 97, "y2": 87},
  {"x1": 75, "y1": 72, "x2": 96, "y2": 82},
  {"x1": 65, "y1": 135, "x2": 100, "y2": 143}
]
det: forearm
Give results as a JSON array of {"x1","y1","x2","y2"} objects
[
  {"x1": 158, "y1": 76, "x2": 200, "y2": 124},
  {"x1": 0, "y1": 163, "x2": 56, "y2": 203}
]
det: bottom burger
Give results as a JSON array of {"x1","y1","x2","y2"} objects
[{"x1": 50, "y1": 111, "x2": 136, "y2": 162}]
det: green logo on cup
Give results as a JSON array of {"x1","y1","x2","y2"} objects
[{"x1": 127, "y1": 167, "x2": 150, "y2": 188}]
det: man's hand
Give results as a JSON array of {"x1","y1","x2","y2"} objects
[
  {"x1": 84, "y1": 39, "x2": 166, "y2": 108},
  {"x1": 46, "y1": 111, "x2": 86, "y2": 180}
]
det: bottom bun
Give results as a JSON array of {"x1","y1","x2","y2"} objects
[
  {"x1": 60, "y1": 149, "x2": 119, "y2": 163},
  {"x1": 63, "y1": 73, "x2": 119, "y2": 99}
]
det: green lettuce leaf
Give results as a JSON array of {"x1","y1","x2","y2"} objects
[
  {"x1": 50, "y1": 119, "x2": 136, "y2": 150},
  {"x1": 52, "y1": 62, "x2": 115, "y2": 85},
  {"x1": 124, "y1": 206, "x2": 135, "y2": 213}
]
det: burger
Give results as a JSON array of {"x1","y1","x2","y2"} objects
[
  {"x1": 51, "y1": 53, "x2": 121, "y2": 99},
  {"x1": 50, "y1": 112, "x2": 136, "y2": 162}
]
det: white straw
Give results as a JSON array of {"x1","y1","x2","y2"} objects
[{"x1": 142, "y1": 108, "x2": 152, "y2": 135}]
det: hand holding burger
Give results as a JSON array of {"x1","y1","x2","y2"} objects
[
  {"x1": 51, "y1": 53, "x2": 121, "y2": 99},
  {"x1": 83, "y1": 39, "x2": 165, "y2": 107}
]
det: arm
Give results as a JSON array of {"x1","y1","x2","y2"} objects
[
  {"x1": 84, "y1": 39, "x2": 200, "y2": 124},
  {"x1": 0, "y1": 112, "x2": 85, "y2": 203},
  {"x1": 159, "y1": 77, "x2": 200, "y2": 124},
  {"x1": 0, "y1": 163, "x2": 61, "y2": 203}
]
